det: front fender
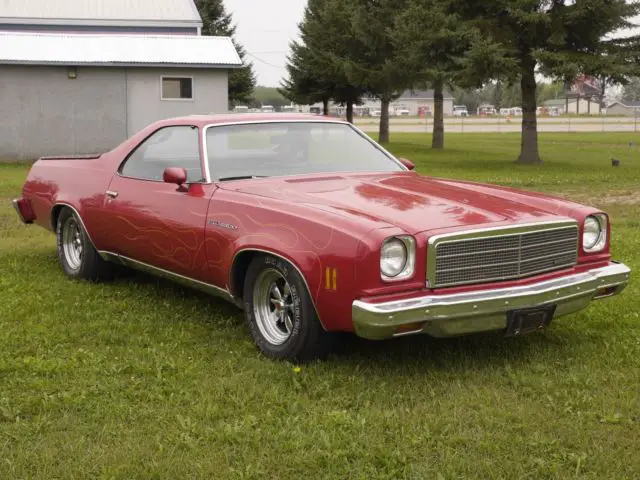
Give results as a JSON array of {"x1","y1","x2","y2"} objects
[
  {"x1": 227, "y1": 227, "x2": 361, "y2": 331},
  {"x1": 203, "y1": 192, "x2": 387, "y2": 332}
]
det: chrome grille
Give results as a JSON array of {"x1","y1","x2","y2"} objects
[{"x1": 432, "y1": 225, "x2": 578, "y2": 288}]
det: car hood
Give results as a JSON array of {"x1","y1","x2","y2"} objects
[{"x1": 222, "y1": 172, "x2": 573, "y2": 234}]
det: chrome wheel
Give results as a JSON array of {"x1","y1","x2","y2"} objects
[
  {"x1": 253, "y1": 269, "x2": 295, "y2": 345},
  {"x1": 62, "y1": 217, "x2": 84, "y2": 270}
]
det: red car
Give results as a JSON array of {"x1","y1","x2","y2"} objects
[{"x1": 13, "y1": 114, "x2": 631, "y2": 361}]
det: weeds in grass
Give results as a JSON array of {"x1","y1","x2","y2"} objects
[{"x1": 0, "y1": 133, "x2": 638, "y2": 479}]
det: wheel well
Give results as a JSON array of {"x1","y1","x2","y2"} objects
[
  {"x1": 229, "y1": 249, "x2": 326, "y2": 330},
  {"x1": 230, "y1": 250, "x2": 258, "y2": 300},
  {"x1": 51, "y1": 204, "x2": 67, "y2": 230}
]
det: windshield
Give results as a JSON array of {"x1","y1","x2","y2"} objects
[{"x1": 206, "y1": 122, "x2": 403, "y2": 181}]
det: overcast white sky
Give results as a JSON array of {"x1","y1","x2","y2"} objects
[
  {"x1": 223, "y1": 0, "x2": 640, "y2": 88},
  {"x1": 223, "y1": 0, "x2": 305, "y2": 87}
]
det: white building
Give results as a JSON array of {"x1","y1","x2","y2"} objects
[
  {"x1": 0, "y1": 0, "x2": 203, "y2": 34},
  {"x1": 0, "y1": 0, "x2": 242, "y2": 159},
  {"x1": 606, "y1": 101, "x2": 640, "y2": 116},
  {"x1": 543, "y1": 97, "x2": 602, "y2": 115}
]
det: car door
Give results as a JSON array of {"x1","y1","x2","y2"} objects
[{"x1": 99, "y1": 125, "x2": 217, "y2": 281}]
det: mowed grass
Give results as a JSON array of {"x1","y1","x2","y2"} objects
[{"x1": 1, "y1": 132, "x2": 639, "y2": 479}]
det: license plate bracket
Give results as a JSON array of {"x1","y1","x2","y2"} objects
[{"x1": 505, "y1": 305, "x2": 556, "y2": 337}]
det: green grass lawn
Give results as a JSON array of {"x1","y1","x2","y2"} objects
[{"x1": 1, "y1": 132, "x2": 639, "y2": 479}]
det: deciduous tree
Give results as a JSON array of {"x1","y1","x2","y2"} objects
[{"x1": 622, "y1": 77, "x2": 640, "y2": 103}]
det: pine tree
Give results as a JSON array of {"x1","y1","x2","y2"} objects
[
  {"x1": 395, "y1": 0, "x2": 517, "y2": 149},
  {"x1": 339, "y1": 0, "x2": 416, "y2": 143},
  {"x1": 453, "y1": 0, "x2": 640, "y2": 163},
  {"x1": 281, "y1": 0, "x2": 365, "y2": 123},
  {"x1": 281, "y1": 0, "x2": 335, "y2": 115},
  {"x1": 194, "y1": 0, "x2": 256, "y2": 107},
  {"x1": 280, "y1": 40, "x2": 333, "y2": 114}
]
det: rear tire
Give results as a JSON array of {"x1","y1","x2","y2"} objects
[
  {"x1": 56, "y1": 208, "x2": 113, "y2": 281},
  {"x1": 243, "y1": 254, "x2": 333, "y2": 363}
]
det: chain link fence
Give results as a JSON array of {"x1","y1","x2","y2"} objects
[{"x1": 356, "y1": 113, "x2": 640, "y2": 134}]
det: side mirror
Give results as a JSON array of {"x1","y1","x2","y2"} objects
[
  {"x1": 163, "y1": 167, "x2": 187, "y2": 186},
  {"x1": 398, "y1": 157, "x2": 415, "y2": 171}
]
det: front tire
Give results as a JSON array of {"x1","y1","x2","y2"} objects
[
  {"x1": 56, "y1": 208, "x2": 113, "y2": 281},
  {"x1": 243, "y1": 254, "x2": 333, "y2": 362}
]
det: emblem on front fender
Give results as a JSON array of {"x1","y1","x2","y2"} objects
[{"x1": 208, "y1": 220, "x2": 238, "y2": 231}]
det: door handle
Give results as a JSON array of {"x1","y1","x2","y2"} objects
[{"x1": 106, "y1": 190, "x2": 119, "y2": 199}]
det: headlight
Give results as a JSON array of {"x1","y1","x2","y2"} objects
[
  {"x1": 583, "y1": 214, "x2": 607, "y2": 252},
  {"x1": 380, "y1": 236, "x2": 416, "y2": 280}
]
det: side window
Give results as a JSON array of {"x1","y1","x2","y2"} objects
[{"x1": 120, "y1": 126, "x2": 203, "y2": 182}]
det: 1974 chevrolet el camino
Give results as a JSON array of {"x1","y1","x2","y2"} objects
[{"x1": 14, "y1": 114, "x2": 631, "y2": 361}]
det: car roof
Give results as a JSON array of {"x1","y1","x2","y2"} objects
[{"x1": 158, "y1": 113, "x2": 344, "y2": 127}]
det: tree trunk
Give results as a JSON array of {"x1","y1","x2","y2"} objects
[
  {"x1": 598, "y1": 80, "x2": 607, "y2": 112},
  {"x1": 432, "y1": 80, "x2": 444, "y2": 150},
  {"x1": 322, "y1": 98, "x2": 329, "y2": 116},
  {"x1": 379, "y1": 97, "x2": 390, "y2": 144},
  {"x1": 517, "y1": 57, "x2": 542, "y2": 164},
  {"x1": 346, "y1": 101, "x2": 354, "y2": 124}
]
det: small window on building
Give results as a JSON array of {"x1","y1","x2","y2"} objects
[{"x1": 161, "y1": 77, "x2": 193, "y2": 100}]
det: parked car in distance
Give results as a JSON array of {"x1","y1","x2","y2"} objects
[
  {"x1": 510, "y1": 107, "x2": 523, "y2": 116},
  {"x1": 536, "y1": 106, "x2": 561, "y2": 116},
  {"x1": 394, "y1": 107, "x2": 411, "y2": 116},
  {"x1": 452, "y1": 105, "x2": 469, "y2": 117},
  {"x1": 232, "y1": 105, "x2": 249, "y2": 114},
  {"x1": 417, "y1": 106, "x2": 432, "y2": 117},
  {"x1": 370, "y1": 109, "x2": 382, "y2": 117},
  {"x1": 477, "y1": 104, "x2": 497, "y2": 116},
  {"x1": 14, "y1": 114, "x2": 631, "y2": 362}
]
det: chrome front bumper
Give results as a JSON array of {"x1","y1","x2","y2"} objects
[{"x1": 352, "y1": 262, "x2": 631, "y2": 340}]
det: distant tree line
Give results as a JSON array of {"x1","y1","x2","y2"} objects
[
  {"x1": 281, "y1": 0, "x2": 640, "y2": 164},
  {"x1": 247, "y1": 87, "x2": 291, "y2": 110}
]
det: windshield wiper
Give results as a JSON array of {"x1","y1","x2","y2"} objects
[{"x1": 218, "y1": 175, "x2": 269, "y2": 182}]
